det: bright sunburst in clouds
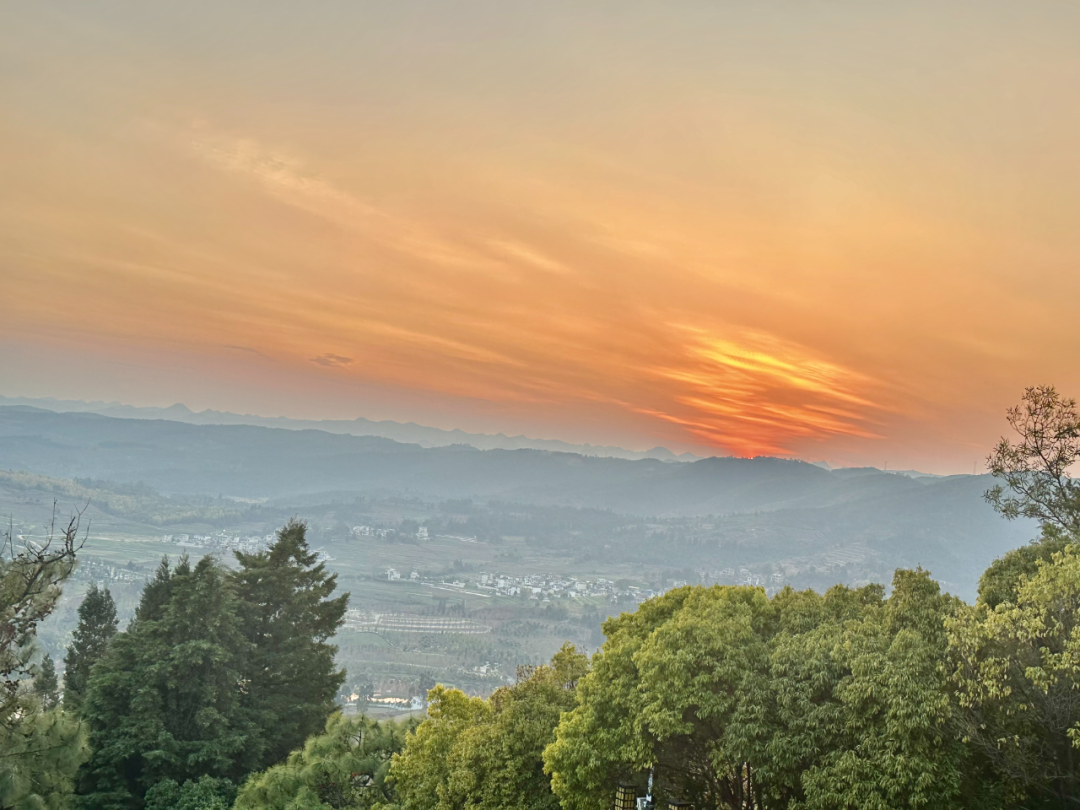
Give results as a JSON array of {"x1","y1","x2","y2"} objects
[
  {"x1": 4, "y1": 2, "x2": 1080, "y2": 471},
  {"x1": 645, "y1": 328, "x2": 884, "y2": 457}
]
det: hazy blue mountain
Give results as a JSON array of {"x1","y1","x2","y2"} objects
[
  {"x1": 0, "y1": 395, "x2": 704, "y2": 462},
  {"x1": 0, "y1": 406, "x2": 930, "y2": 511},
  {"x1": 0, "y1": 406, "x2": 1033, "y2": 599}
]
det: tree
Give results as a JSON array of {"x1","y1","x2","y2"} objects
[
  {"x1": 231, "y1": 519, "x2": 349, "y2": 771},
  {"x1": 389, "y1": 686, "x2": 491, "y2": 810},
  {"x1": 546, "y1": 580, "x2": 977, "y2": 810},
  {"x1": 76, "y1": 555, "x2": 256, "y2": 809},
  {"x1": 63, "y1": 583, "x2": 118, "y2": 712},
  {"x1": 977, "y1": 525, "x2": 1073, "y2": 609},
  {"x1": 949, "y1": 545, "x2": 1080, "y2": 807},
  {"x1": 0, "y1": 510, "x2": 89, "y2": 809},
  {"x1": 143, "y1": 776, "x2": 235, "y2": 810},
  {"x1": 545, "y1": 586, "x2": 774, "y2": 810},
  {"x1": 34, "y1": 653, "x2": 59, "y2": 711},
  {"x1": 791, "y1": 571, "x2": 978, "y2": 810},
  {"x1": 389, "y1": 646, "x2": 588, "y2": 810},
  {"x1": 985, "y1": 385, "x2": 1080, "y2": 535},
  {"x1": 233, "y1": 713, "x2": 416, "y2": 809}
]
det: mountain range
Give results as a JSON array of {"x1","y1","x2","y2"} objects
[{"x1": 0, "y1": 395, "x2": 704, "y2": 462}]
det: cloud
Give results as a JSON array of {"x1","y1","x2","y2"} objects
[
  {"x1": 485, "y1": 239, "x2": 572, "y2": 276},
  {"x1": 222, "y1": 344, "x2": 270, "y2": 359},
  {"x1": 310, "y1": 353, "x2": 354, "y2": 368},
  {"x1": 186, "y1": 133, "x2": 490, "y2": 271},
  {"x1": 634, "y1": 325, "x2": 888, "y2": 457}
]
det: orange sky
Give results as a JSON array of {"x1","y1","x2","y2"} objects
[{"x1": 4, "y1": 3, "x2": 1080, "y2": 472}]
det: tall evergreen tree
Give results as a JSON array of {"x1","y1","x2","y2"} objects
[
  {"x1": 232, "y1": 519, "x2": 349, "y2": 770},
  {"x1": 76, "y1": 556, "x2": 257, "y2": 809},
  {"x1": 63, "y1": 583, "x2": 118, "y2": 711},
  {"x1": 34, "y1": 652, "x2": 59, "y2": 710}
]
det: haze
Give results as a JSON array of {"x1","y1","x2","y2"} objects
[{"x1": 4, "y1": 2, "x2": 1080, "y2": 472}]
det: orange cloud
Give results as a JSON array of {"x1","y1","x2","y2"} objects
[
  {"x1": 6, "y1": 4, "x2": 1080, "y2": 472},
  {"x1": 630, "y1": 327, "x2": 885, "y2": 456}
]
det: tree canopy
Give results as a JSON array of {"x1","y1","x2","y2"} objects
[
  {"x1": 234, "y1": 713, "x2": 415, "y2": 810},
  {"x1": 390, "y1": 643, "x2": 588, "y2": 810}
]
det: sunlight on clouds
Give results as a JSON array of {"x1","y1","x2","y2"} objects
[{"x1": 638, "y1": 327, "x2": 885, "y2": 456}]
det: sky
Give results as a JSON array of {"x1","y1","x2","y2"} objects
[{"x1": 3, "y1": 2, "x2": 1080, "y2": 472}]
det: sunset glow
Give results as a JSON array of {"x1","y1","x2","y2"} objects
[{"x1": 5, "y1": 3, "x2": 1080, "y2": 471}]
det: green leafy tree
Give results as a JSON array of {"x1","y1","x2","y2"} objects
[
  {"x1": 980, "y1": 385, "x2": 1080, "y2": 612},
  {"x1": 949, "y1": 545, "x2": 1080, "y2": 807},
  {"x1": 0, "y1": 512, "x2": 89, "y2": 810},
  {"x1": 448, "y1": 644, "x2": 588, "y2": 810},
  {"x1": 234, "y1": 713, "x2": 416, "y2": 809},
  {"x1": 391, "y1": 645, "x2": 588, "y2": 810},
  {"x1": 546, "y1": 579, "x2": 977, "y2": 810},
  {"x1": 792, "y1": 571, "x2": 978, "y2": 810},
  {"x1": 545, "y1": 586, "x2": 773, "y2": 809},
  {"x1": 62, "y1": 583, "x2": 118, "y2": 712},
  {"x1": 232, "y1": 519, "x2": 349, "y2": 770},
  {"x1": 978, "y1": 525, "x2": 1073, "y2": 609},
  {"x1": 76, "y1": 555, "x2": 255, "y2": 809},
  {"x1": 985, "y1": 384, "x2": 1080, "y2": 535},
  {"x1": 389, "y1": 686, "x2": 491, "y2": 810}
]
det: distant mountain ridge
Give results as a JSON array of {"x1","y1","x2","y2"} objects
[
  {"x1": 0, "y1": 395, "x2": 704, "y2": 462},
  {"x1": 0, "y1": 405, "x2": 1030, "y2": 600}
]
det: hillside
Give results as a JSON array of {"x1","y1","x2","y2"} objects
[{"x1": 0, "y1": 406, "x2": 1034, "y2": 599}]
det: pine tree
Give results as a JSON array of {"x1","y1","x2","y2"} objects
[
  {"x1": 232, "y1": 519, "x2": 349, "y2": 770},
  {"x1": 234, "y1": 713, "x2": 417, "y2": 809},
  {"x1": 76, "y1": 555, "x2": 256, "y2": 809},
  {"x1": 35, "y1": 652, "x2": 60, "y2": 710},
  {"x1": 63, "y1": 583, "x2": 118, "y2": 711}
]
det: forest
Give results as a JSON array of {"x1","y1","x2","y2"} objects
[{"x1": 3, "y1": 386, "x2": 1080, "y2": 809}]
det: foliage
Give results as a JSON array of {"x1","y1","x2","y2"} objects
[
  {"x1": 234, "y1": 713, "x2": 416, "y2": 810},
  {"x1": 62, "y1": 583, "x2": 118, "y2": 712},
  {"x1": 1, "y1": 708, "x2": 89, "y2": 810},
  {"x1": 74, "y1": 520, "x2": 351, "y2": 808},
  {"x1": 143, "y1": 775, "x2": 236, "y2": 810},
  {"x1": 0, "y1": 512, "x2": 89, "y2": 810},
  {"x1": 388, "y1": 686, "x2": 491, "y2": 810},
  {"x1": 390, "y1": 643, "x2": 588, "y2": 810},
  {"x1": 950, "y1": 545, "x2": 1080, "y2": 806},
  {"x1": 232, "y1": 518, "x2": 349, "y2": 771},
  {"x1": 33, "y1": 653, "x2": 59, "y2": 711},
  {"x1": 985, "y1": 384, "x2": 1080, "y2": 534},
  {"x1": 544, "y1": 577, "x2": 980, "y2": 810},
  {"x1": 790, "y1": 570, "x2": 978, "y2": 810},
  {"x1": 75, "y1": 555, "x2": 258, "y2": 809},
  {"x1": 977, "y1": 524, "x2": 1073, "y2": 610}
]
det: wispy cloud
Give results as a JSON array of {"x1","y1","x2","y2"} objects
[
  {"x1": 186, "y1": 134, "x2": 487, "y2": 270},
  {"x1": 485, "y1": 239, "x2": 572, "y2": 276},
  {"x1": 310, "y1": 353, "x2": 354, "y2": 368},
  {"x1": 634, "y1": 326, "x2": 886, "y2": 456},
  {"x1": 222, "y1": 344, "x2": 270, "y2": 359}
]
